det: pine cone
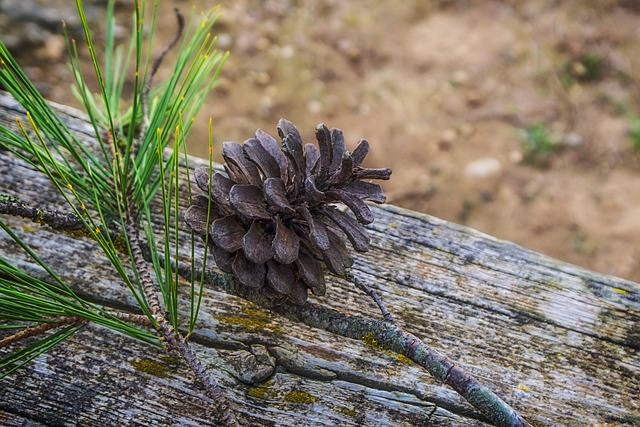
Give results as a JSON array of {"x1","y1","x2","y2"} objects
[{"x1": 185, "y1": 119, "x2": 391, "y2": 303}]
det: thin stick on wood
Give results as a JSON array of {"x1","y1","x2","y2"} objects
[
  {"x1": 348, "y1": 272, "x2": 394, "y2": 323},
  {"x1": 198, "y1": 268, "x2": 531, "y2": 427},
  {"x1": 0, "y1": 317, "x2": 87, "y2": 348},
  {"x1": 0, "y1": 196, "x2": 85, "y2": 232}
]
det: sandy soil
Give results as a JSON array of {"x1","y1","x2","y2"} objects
[{"x1": 11, "y1": 1, "x2": 640, "y2": 282}]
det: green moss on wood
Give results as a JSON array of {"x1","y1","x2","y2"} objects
[
  {"x1": 131, "y1": 359, "x2": 169, "y2": 377},
  {"x1": 362, "y1": 332, "x2": 384, "y2": 350},
  {"x1": 283, "y1": 390, "x2": 318, "y2": 405},
  {"x1": 247, "y1": 382, "x2": 318, "y2": 406},
  {"x1": 21, "y1": 225, "x2": 38, "y2": 233},
  {"x1": 64, "y1": 228, "x2": 93, "y2": 239},
  {"x1": 0, "y1": 194, "x2": 21, "y2": 204},
  {"x1": 218, "y1": 303, "x2": 284, "y2": 336},
  {"x1": 395, "y1": 353, "x2": 412, "y2": 364},
  {"x1": 363, "y1": 332, "x2": 414, "y2": 366},
  {"x1": 248, "y1": 379, "x2": 277, "y2": 400},
  {"x1": 248, "y1": 386, "x2": 271, "y2": 399},
  {"x1": 335, "y1": 406, "x2": 358, "y2": 418},
  {"x1": 111, "y1": 234, "x2": 129, "y2": 253}
]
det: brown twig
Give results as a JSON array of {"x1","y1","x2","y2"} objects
[
  {"x1": 0, "y1": 316, "x2": 87, "y2": 348},
  {"x1": 196, "y1": 268, "x2": 531, "y2": 427},
  {"x1": 144, "y1": 8, "x2": 184, "y2": 99},
  {"x1": 109, "y1": 312, "x2": 153, "y2": 328},
  {"x1": 0, "y1": 195, "x2": 123, "y2": 244},
  {"x1": 348, "y1": 272, "x2": 394, "y2": 323},
  {"x1": 0, "y1": 194, "x2": 85, "y2": 232},
  {"x1": 285, "y1": 304, "x2": 531, "y2": 427}
]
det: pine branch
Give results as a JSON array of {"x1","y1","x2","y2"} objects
[
  {"x1": 109, "y1": 312, "x2": 153, "y2": 328},
  {"x1": 0, "y1": 195, "x2": 129, "y2": 255},
  {"x1": 123, "y1": 216, "x2": 163, "y2": 317},
  {"x1": 1, "y1": 1, "x2": 234, "y2": 422},
  {"x1": 123, "y1": 215, "x2": 238, "y2": 427},
  {"x1": 0, "y1": 197, "x2": 237, "y2": 424}
]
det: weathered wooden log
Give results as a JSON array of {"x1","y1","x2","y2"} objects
[{"x1": 0, "y1": 90, "x2": 638, "y2": 426}]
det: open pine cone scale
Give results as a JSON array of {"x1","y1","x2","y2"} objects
[{"x1": 185, "y1": 119, "x2": 391, "y2": 304}]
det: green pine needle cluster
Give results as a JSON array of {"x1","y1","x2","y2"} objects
[{"x1": 0, "y1": 0, "x2": 225, "y2": 378}]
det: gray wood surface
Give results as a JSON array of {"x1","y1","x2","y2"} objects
[{"x1": 0, "y1": 90, "x2": 638, "y2": 427}]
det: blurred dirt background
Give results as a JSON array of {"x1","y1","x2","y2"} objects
[{"x1": 3, "y1": 0, "x2": 640, "y2": 282}]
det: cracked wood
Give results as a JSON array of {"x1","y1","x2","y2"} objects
[{"x1": 0, "y1": 91, "x2": 639, "y2": 426}]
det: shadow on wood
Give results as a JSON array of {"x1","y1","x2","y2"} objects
[{"x1": 0, "y1": 91, "x2": 638, "y2": 426}]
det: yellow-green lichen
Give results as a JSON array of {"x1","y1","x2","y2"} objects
[
  {"x1": 248, "y1": 380, "x2": 277, "y2": 400},
  {"x1": 363, "y1": 332, "x2": 413, "y2": 365},
  {"x1": 111, "y1": 234, "x2": 129, "y2": 253},
  {"x1": 283, "y1": 390, "x2": 318, "y2": 405},
  {"x1": 218, "y1": 304, "x2": 283, "y2": 336},
  {"x1": 248, "y1": 386, "x2": 269, "y2": 399},
  {"x1": 546, "y1": 279, "x2": 563, "y2": 290},
  {"x1": 21, "y1": 225, "x2": 38, "y2": 233},
  {"x1": 395, "y1": 353, "x2": 412, "y2": 364},
  {"x1": 0, "y1": 194, "x2": 21, "y2": 204},
  {"x1": 242, "y1": 305, "x2": 271, "y2": 322},
  {"x1": 160, "y1": 355, "x2": 180, "y2": 365},
  {"x1": 59, "y1": 224, "x2": 128, "y2": 253},
  {"x1": 250, "y1": 384, "x2": 320, "y2": 404},
  {"x1": 335, "y1": 406, "x2": 358, "y2": 418},
  {"x1": 34, "y1": 209, "x2": 46, "y2": 226},
  {"x1": 131, "y1": 359, "x2": 169, "y2": 377},
  {"x1": 219, "y1": 308, "x2": 268, "y2": 331},
  {"x1": 362, "y1": 332, "x2": 384, "y2": 350},
  {"x1": 64, "y1": 228, "x2": 93, "y2": 239}
]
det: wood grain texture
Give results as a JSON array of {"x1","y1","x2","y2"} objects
[{"x1": 0, "y1": 90, "x2": 638, "y2": 426}]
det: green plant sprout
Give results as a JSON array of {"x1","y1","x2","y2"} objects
[
  {"x1": 561, "y1": 52, "x2": 603, "y2": 88},
  {"x1": 628, "y1": 114, "x2": 640, "y2": 152},
  {"x1": 521, "y1": 123, "x2": 555, "y2": 166}
]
